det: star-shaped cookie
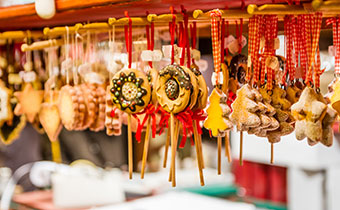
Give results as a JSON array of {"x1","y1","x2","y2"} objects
[{"x1": 14, "y1": 83, "x2": 44, "y2": 123}]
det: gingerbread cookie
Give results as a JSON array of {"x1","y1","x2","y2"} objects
[
  {"x1": 291, "y1": 86, "x2": 328, "y2": 142},
  {"x1": 147, "y1": 68, "x2": 159, "y2": 105},
  {"x1": 58, "y1": 85, "x2": 80, "y2": 130},
  {"x1": 155, "y1": 64, "x2": 192, "y2": 114},
  {"x1": 105, "y1": 86, "x2": 122, "y2": 136},
  {"x1": 230, "y1": 84, "x2": 261, "y2": 131},
  {"x1": 90, "y1": 85, "x2": 106, "y2": 132},
  {"x1": 14, "y1": 83, "x2": 44, "y2": 123},
  {"x1": 0, "y1": 81, "x2": 13, "y2": 127},
  {"x1": 204, "y1": 88, "x2": 233, "y2": 137},
  {"x1": 191, "y1": 64, "x2": 208, "y2": 110},
  {"x1": 111, "y1": 69, "x2": 151, "y2": 114},
  {"x1": 39, "y1": 102, "x2": 62, "y2": 142},
  {"x1": 183, "y1": 66, "x2": 199, "y2": 110}
]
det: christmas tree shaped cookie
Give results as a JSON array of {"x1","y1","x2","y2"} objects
[
  {"x1": 204, "y1": 88, "x2": 233, "y2": 137},
  {"x1": 230, "y1": 84, "x2": 261, "y2": 131}
]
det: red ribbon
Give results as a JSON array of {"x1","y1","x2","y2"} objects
[
  {"x1": 177, "y1": 107, "x2": 194, "y2": 148},
  {"x1": 226, "y1": 20, "x2": 229, "y2": 57},
  {"x1": 124, "y1": 11, "x2": 132, "y2": 68},
  {"x1": 221, "y1": 19, "x2": 225, "y2": 63},
  {"x1": 239, "y1": 18, "x2": 243, "y2": 54},
  {"x1": 157, "y1": 106, "x2": 170, "y2": 135},
  {"x1": 146, "y1": 16, "x2": 154, "y2": 68},
  {"x1": 110, "y1": 107, "x2": 118, "y2": 118},
  {"x1": 190, "y1": 22, "x2": 197, "y2": 64},
  {"x1": 132, "y1": 104, "x2": 157, "y2": 143},
  {"x1": 192, "y1": 109, "x2": 207, "y2": 135},
  {"x1": 169, "y1": 7, "x2": 176, "y2": 65},
  {"x1": 179, "y1": 22, "x2": 185, "y2": 66}
]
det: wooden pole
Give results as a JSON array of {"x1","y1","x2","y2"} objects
[
  {"x1": 170, "y1": 113, "x2": 176, "y2": 187},
  {"x1": 239, "y1": 131, "x2": 243, "y2": 166},
  {"x1": 141, "y1": 117, "x2": 151, "y2": 179},
  {"x1": 193, "y1": 122, "x2": 204, "y2": 186},
  {"x1": 51, "y1": 139, "x2": 62, "y2": 163},
  {"x1": 225, "y1": 131, "x2": 232, "y2": 163},
  {"x1": 270, "y1": 143, "x2": 274, "y2": 164},
  {"x1": 127, "y1": 114, "x2": 133, "y2": 179},
  {"x1": 198, "y1": 131, "x2": 205, "y2": 169},
  {"x1": 217, "y1": 136, "x2": 222, "y2": 175},
  {"x1": 163, "y1": 120, "x2": 171, "y2": 168}
]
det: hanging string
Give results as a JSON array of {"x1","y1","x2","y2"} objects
[
  {"x1": 190, "y1": 22, "x2": 197, "y2": 64},
  {"x1": 169, "y1": 6, "x2": 176, "y2": 65},
  {"x1": 65, "y1": 26, "x2": 70, "y2": 85},
  {"x1": 124, "y1": 11, "x2": 133, "y2": 68},
  {"x1": 246, "y1": 17, "x2": 254, "y2": 83},
  {"x1": 180, "y1": 6, "x2": 191, "y2": 68},
  {"x1": 179, "y1": 22, "x2": 185, "y2": 66},
  {"x1": 238, "y1": 18, "x2": 243, "y2": 54},
  {"x1": 210, "y1": 9, "x2": 222, "y2": 86},
  {"x1": 221, "y1": 19, "x2": 225, "y2": 63},
  {"x1": 292, "y1": 16, "x2": 300, "y2": 79},
  {"x1": 225, "y1": 20, "x2": 229, "y2": 57},
  {"x1": 299, "y1": 16, "x2": 308, "y2": 81},
  {"x1": 326, "y1": 17, "x2": 340, "y2": 76},
  {"x1": 312, "y1": 13, "x2": 323, "y2": 89}
]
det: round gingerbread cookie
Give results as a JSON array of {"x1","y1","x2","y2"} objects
[
  {"x1": 111, "y1": 69, "x2": 151, "y2": 114},
  {"x1": 58, "y1": 85, "x2": 79, "y2": 131},
  {"x1": 147, "y1": 68, "x2": 159, "y2": 105},
  {"x1": 155, "y1": 64, "x2": 192, "y2": 114},
  {"x1": 90, "y1": 85, "x2": 106, "y2": 132},
  {"x1": 190, "y1": 64, "x2": 208, "y2": 110},
  {"x1": 182, "y1": 66, "x2": 199, "y2": 110}
]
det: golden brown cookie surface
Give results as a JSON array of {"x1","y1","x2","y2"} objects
[{"x1": 111, "y1": 69, "x2": 151, "y2": 114}]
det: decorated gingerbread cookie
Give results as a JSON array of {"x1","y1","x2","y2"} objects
[
  {"x1": 111, "y1": 69, "x2": 151, "y2": 114},
  {"x1": 155, "y1": 64, "x2": 192, "y2": 114}
]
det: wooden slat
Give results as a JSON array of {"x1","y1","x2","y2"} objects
[
  {"x1": 0, "y1": 3, "x2": 35, "y2": 19},
  {"x1": 0, "y1": 0, "x2": 310, "y2": 31}
]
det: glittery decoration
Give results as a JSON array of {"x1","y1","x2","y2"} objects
[
  {"x1": 165, "y1": 79, "x2": 179, "y2": 100},
  {"x1": 159, "y1": 64, "x2": 192, "y2": 90},
  {"x1": 111, "y1": 72, "x2": 146, "y2": 112}
]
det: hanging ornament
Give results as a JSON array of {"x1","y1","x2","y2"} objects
[
  {"x1": 0, "y1": 80, "x2": 13, "y2": 127},
  {"x1": 110, "y1": 11, "x2": 151, "y2": 180},
  {"x1": 203, "y1": 9, "x2": 233, "y2": 174}
]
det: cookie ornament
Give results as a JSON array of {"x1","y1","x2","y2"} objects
[
  {"x1": 0, "y1": 80, "x2": 13, "y2": 127},
  {"x1": 204, "y1": 9, "x2": 234, "y2": 174},
  {"x1": 138, "y1": 21, "x2": 161, "y2": 179},
  {"x1": 155, "y1": 63, "x2": 192, "y2": 185},
  {"x1": 110, "y1": 12, "x2": 151, "y2": 179},
  {"x1": 14, "y1": 83, "x2": 44, "y2": 123}
]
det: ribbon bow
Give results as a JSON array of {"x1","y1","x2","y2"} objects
[
  {"x1": 210, "y1": 9, "x2": 222, "y2": 18},
  {"x1": 133, "y1": 104, "x2": 157, "y2": 143},
  {"x1": 157, "y1": 106, "x2": 170, "y2": 135},
  {"x1": 177, "y1": 107, "x2": 195, "y2": 148},
  {"x1": 192, "y1": 109, "x2": 207, "y2": 135}
]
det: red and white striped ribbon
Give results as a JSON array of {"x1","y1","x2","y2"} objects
[
  {"x1": 326, "y1": 17, "x2": 340, "y2": 75},
  {"x1": 210, "y1": 9, "x2": 222, "y2": 85}
]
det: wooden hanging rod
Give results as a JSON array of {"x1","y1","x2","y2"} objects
[
  {"x1": 247, "y1": 4, "x2": 307, "y2": 15},
  {"x1": 193, "y1": 9, "x2": 252, "y2": 19},
  {"x1": 21, "y1": 39, "x2": 64, "y2": 52},
  {"x1": 312, "y1": 0, "x2": 340, "y2": 12},
  {"x1": 0, "y1": 30, "x2": 43, "y2": 40},
  {"x1": 109, "y1": 17, "x2": 149, "y2": 26},
  {"x1": 147, "y1": 14, "x2": 183, "y2": 23}
]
